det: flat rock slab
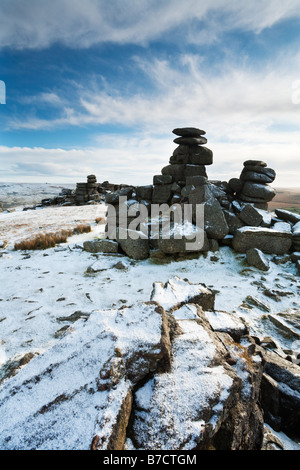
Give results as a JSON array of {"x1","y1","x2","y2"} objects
[
  {"x1": 232, "y1": 227, "x2": 292, "y2": 255},
  {"x1": 275, "y1": 209, "x2": 300, "y2": 225},
  {"x1": 174, "y1": 136, "x2": 208, "y2": 146},
  {"x1": 172, "y1": 128, "x2": 206, "y2": 137},
  {"x1": 0, "y1": 302, "x2": 170, "y2": 450}
]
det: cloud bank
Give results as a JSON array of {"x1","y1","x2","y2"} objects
[
  {"x1": 1, "y1": 0, "x2": 300, "y2": 49},
  {"x1": 1, "y1": 1, "x2": 300, "y2": 187}
]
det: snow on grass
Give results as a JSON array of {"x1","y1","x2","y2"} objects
[
  {"x1": 0, "y1": 182, "x2": 75, "y2": 209},
  {"x1": 0, "y1": 203, "x2": 300, "y2": 450},
  {"x1": 0, "y1": 204, "x2": 299, "y2": 377},
  {"x1": 0, "y1": 204, "x2": 106, "y2": 249}
]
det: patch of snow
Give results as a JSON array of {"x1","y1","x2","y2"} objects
[
  {"x1": 265, "y1": 424, "x2": 300, "y2": 451},
  {"x1": 172, "y1": 304, "x2": 199, "y2": 320}
]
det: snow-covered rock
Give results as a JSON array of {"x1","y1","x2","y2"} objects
[
  {"x1": 0, "y1": 302, "x2": 171, "y2": 450},
  {"x1": 150, "y1": 276, "x2": 215, "y2": 312},
  {"x1": 233, "y1": 227, "x2": 292, "y2": 255}
]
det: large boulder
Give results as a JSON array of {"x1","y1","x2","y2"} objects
[
  {"x1": 204, "y1": 198, "x2": 229, "y2": 240},
  {"x1": 232, "y1": 227, "x2": 292, "y2": 255},
  {"x1": 275, "y1": 209, "x2": 300, "y2": 225},
  {"x1": 0, "y1": 302, "x2": 171, "y2": 450},
  {"x1": 117, "y1": 229, "x2": 150, "y2": 260},
  {"x1": 258, "y1": 346, "x2": 300, "y2": 436},
  {"x1": 223, "y1": 209, "x2": 245, "y2": 235},
  {"x1": 238, "y1": 204, "x2": 263, "y2": 227},
  {"x1": 246, "y1": 248, "x2": 270, "y2": 271},
  {"x1": 156, "y1": 222, "x2": 208, "y2": 254},
  {"x1": 240, "y1": 182, "x2": 276, "y2": 202},
  {"x1": 130, "y1": 307, "x2": 264, "y2": 450},
  {"x1": 83, "y1": 239, "x2": 119, "y2": 254},
  {"x1": 130, "y1": 317, "x2": 239, "y2": 450},
  {"x1": 152, "y1": 184, "x2": 173, "y2": 203}
]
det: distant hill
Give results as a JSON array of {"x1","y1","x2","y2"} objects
[
  {"x1": 269, "y1": 187, "x2": 300, "y2": 214},
  {"x1": 0, "y1": 182, "x2": 75, "y2": 209}
]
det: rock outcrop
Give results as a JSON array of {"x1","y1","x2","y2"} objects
[
  {"x1": 230, "y1": 160, "x2": 276, "y2": 210},
  {"x1": 3, "y1": 275, "x2": 297, "y2": 450},
  {"x1": 98, "y1": 127, "x2": 300, "y2": 268}
]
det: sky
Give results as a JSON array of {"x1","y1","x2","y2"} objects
[{"x1": 1, "y1": 0, "x2": 300, "y2": 187}]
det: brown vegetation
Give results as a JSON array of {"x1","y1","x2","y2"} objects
[
  {"x1": 269, "y1": 187, "x2": 300, "y2": 214},
  {"x1": 14, "y1": 224, "x2": 91, "y2": 251},
  {"x1": 95, "y1": 217, "x2": 105, "y2": 224}
]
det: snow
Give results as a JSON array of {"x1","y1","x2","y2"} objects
[
  {"x1": 273, "y1": 222, "x2": 292, "y2": 233},
  {"x1": 150, "y1": 276, "x2": 212, "y2": 312},
  {"x1": 0, "y1": 205, "x2": 299, "y2": 369},
  {"x1": 265, "y1": 424, "x2": 300, "y2": 451},
  {"x1": 293, "y1": 221, "x2": 300, "y2": 236},
  {"x1": 204, "y1": 310, "x2": 246, "y2": 334},
  {"x1": 133, "y1": 319, "x2": 234, "y2": 450},
  {"x1": 0, "y1": 182, "x2": 75, "y2": 209},
  {"x1": 0, "y1": 301, "x2": 165, "y2": 449},
  {"x1": 0, "y1": 204, "x2": 106, "y2": 248},
  {"x1": 238, "y1": 226, "x2": 291, "y2": 235},
  {"x1": 0, "y1": 198, "x2": 300, "y2": 450}
]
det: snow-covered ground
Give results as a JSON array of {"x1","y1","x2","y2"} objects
[
  {"x1": 0, "y1": 203, "x2": 299, "y2": 371},
  {"x1": 0, "y1": 182, "x2": 75, "y2": 209},
  {"x1": 0, "y1": 196, "x2": 300, "y2": 450}
]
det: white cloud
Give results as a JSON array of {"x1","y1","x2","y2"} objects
[
  {"x1": 10, "y1": 50, "x2": 300, "y2": 133},
  {"x1": 1, "y1": 0, "x2": 300, "y2": 49},
  {"x1": 4, "y1": 50, "x2": 300, "y2": 186},
  {"x1": 19, "y1": 92, "x2": 63, "y2": 106}
]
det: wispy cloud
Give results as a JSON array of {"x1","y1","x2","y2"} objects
[
  {"x1": 19, "y1": 92, "x2": 63, "y2": 106},
  {"x1": 9, "y1": 49, "x2": 300, "y2": 132},
  {"x1": 1, "y1": 0, "x2": 300, "y2": 49}
]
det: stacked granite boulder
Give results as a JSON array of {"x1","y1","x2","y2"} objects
[
  {"x1": 229, "y1": 160, "x2": 276, "y2": 210},
  {"x1": 75, "y1": 175, "x2": 101, "y2": 205},
  {"x1": 99, "y1": 127, "x2": 300, "y2": 267},
  {"x1": 152, "y1": 127, "x2": 212, "y2": 204}
]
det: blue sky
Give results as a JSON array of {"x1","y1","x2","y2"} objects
[{"x1": 1, "y1": 0, "x2": 300, "y2": 187}]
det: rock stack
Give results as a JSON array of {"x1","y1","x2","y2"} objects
[
  {"x1": 152, "y1": 127, "x2": 212, "y2": 204},
  {"x1": 229, "y1": 160, "x2": 276, "y2": 210},
  {"x1": 100, "y1": 126, "x2": 300, "y2": 264},
  {"x1": 75, "y1": 175, "x2": 101, "y2": 205}
]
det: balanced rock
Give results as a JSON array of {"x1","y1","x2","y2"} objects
[
  {"x1": 241, "y1": 182, "x2": 276, "y2": 203},
  {"x1": 231, "y1": 161, "x2": 277, "y2": 209},
  {"x1": 171, "y1": 145, "x2": 213, "y2": 166},
  {"x1": 173, "y1": 136, "x2": 208, "y2": 146},
  {"x1": 172, "y1": 127, "x2": 206, "y2": 137}
]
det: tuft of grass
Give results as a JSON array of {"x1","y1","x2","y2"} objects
[
  {"x1": 72, "y1": 223, "x2": 92, "y2": 234},
  {"x1": 95, "y1": 217, "x2": 105, "y2": 224},
  {"x1": 14, "y1": 224, "x2": 92, "y2": 251}
]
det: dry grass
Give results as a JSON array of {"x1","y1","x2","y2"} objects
[
  {"x1": 95, "y1": 217, "x2": 105, "y2": 224},
  {"x1": 14, "y1": 224, "x2": 91, "y2": 251},
  {"x1": 72, "y1": 223, "x2": 92, "y2": 234},
  {"x1": 269, "y1": 187, "x2": 300, "y2": 214}
]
